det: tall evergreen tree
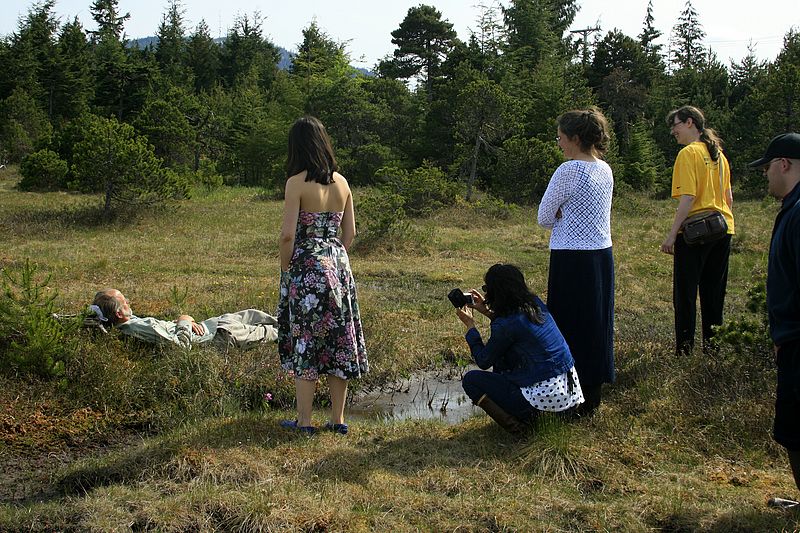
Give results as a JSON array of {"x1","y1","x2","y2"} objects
[
  {"x1": 2, "y1": 0, "x2": 60, "y2": 115},
  {"x1": 186, "y1": 20, "x2": 220, "y2": 94},
  {"x1": 155, "y1": 0, "x2": 189, "y2": 86},
  {"x1": 52, "y1": 18, "x2": 93, "y2": 122},
  {"x1": 379, "y1": 5, "x2": 457, "y2": 98},
  {"x1": 219, "y1": 13, "x2": 280, "y2": 90},
  {"x1": 89, "y1": 0, "x2": 130, "y2": 41},
  {"x1": 472, "y1": 1, "x2": 505, "y2": 72},
  {"x1": 454, "y1": 78, "x2": 519, "y2": 199},
  {"x1": 758, "y1": 30, "x2": 800, "y2": 133},
  {"x1": 0, "y1": 88, "x2": 53, "y2": 162},
  {"x1": 638, "y1": 0, "x2": 662, "y2": 58},
  {"x1": 502, "y1": 0, "x2": 578, "y2": 68},
  {"x1": 669, "y1": 0, "x2": 706, "y2": 70},
  {"x1": 290, "y1": 21, "x2": 349, "y2": 82}
]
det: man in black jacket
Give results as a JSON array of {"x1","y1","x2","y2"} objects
[{"x1": 750, "y1": 132, "x2": 800, "y2": 510}]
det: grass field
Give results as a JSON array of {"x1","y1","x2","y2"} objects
[{"x1": 1, "y1": 166, "x2": 799, "y2": 531}]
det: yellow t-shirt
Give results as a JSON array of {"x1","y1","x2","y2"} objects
[{"x1": 671, "y1": 142, "x2": 735, "y2": 234}]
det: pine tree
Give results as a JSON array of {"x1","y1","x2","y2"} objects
[
  {"x1": 186, "y1": 20, "x2": 220, "y2": 94},
  {"x1": 2, "y1": 0, "x2": 60, "y2": 116},
  {"x1": 638, "y1": 0, "x2": 662, "y2": 57},
  {"x1": 155, "y1": 0, "x2": 189, "y2": 86},
  {"x1": 379, "y1": 5, "x2": 457, "y2": 98},
  {"x1": 70, "y1": 114, "x2": 188, "y2": 218},
  {"x1": 0, "y1": 88, "x2": 53, "y2": 162},
  {"x1": 52, "y1": 18, "x2": 93, "y2": 122},
  {"x1": 89, "y1": 0, "x2": 130, "y2": 41},
  {"x1": 669, "y1": 0, "x2": 706, "y2": 70},
  {"x1": 219, "y1": 13, "x2": 280, "y2": 90},
  {"x1": 290, "y1": 20, "x2": 350, "y2": 87},
  {"x1": 623, "y1": 119, "x2": 662, "y2": 190}
]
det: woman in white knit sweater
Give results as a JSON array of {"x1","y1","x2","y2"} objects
[{"x1": 537, "y1": 106, "x2": 615, "y2": 416}]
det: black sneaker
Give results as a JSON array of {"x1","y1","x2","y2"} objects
[{"x1": 323, "y1": 422, "x2": 349, "y2": 435}]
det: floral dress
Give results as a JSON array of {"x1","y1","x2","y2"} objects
[{"x1": 277, "y1": 210, "x2": 368, "y2": 380}]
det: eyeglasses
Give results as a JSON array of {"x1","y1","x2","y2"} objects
[
  {"x1": 763, "y1": 158, "x2": 783, "y2": 171},
  {"x1": 670, "y1": 120, "x2": 685, "y2": 130}
]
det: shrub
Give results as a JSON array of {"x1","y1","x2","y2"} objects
[
  {"x1": 0, "y1": 260, "x2": 80, "y2": 379},
  {"x1": 341, "y1": 142, "x2": 400, "y2": 186},
  {"x1": 376, "y1": 163, "x2": 462, "y2": 217},
  {"x1": 193, "y1": 159, "x2": 224, "y2": 193},
  {"x1": 489, "y1": 136, "x2": 563, "y2": 204},
  {"x1": 70, "y1": 114, "x2": 189, "y2": 219},
  {"x1": 714, "y1": 273, "x2": 771, "y2": 360},
  {"x1": 354, "y1": 188, "x2": 409, "y2": 245},
  {"x1": 0, "y1": 88, "x2": 53, "y2": 163},
  {"x1": 469, "y1": 194, "x2": 520, "y2": 220},
  {"x1": 18, "y1": 149, "x2": 69, "y2": 191}
]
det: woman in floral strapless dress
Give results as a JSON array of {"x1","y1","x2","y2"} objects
[{"x1": 277, "y1": 116, "x2": 367, "y2": 435}]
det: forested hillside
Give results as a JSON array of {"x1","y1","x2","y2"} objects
[{"x1": 1, "y1": 0, "x2": 799, "y2": 210}]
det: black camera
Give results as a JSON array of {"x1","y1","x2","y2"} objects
[{"x1": 448, "y1": 288, "x2": 474, "y2": 308}]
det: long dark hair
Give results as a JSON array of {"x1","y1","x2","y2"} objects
[
  {"x1": 482, "y1": 264, "x2": 544, "y2": 325},
  {"x1": 666, "y1": 105, "x2": 723, "y2": 162},
  {"x1": 286, "y1": 116, "x2": 338, "y2": 184},
  {"x1": 557, "y1": 106, "x2": 610, "y2": 156}
]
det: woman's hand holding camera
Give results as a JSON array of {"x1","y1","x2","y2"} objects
[
  {"x1": 456, "y1": 306, "x2": 475, "y2": 329},
  {"x1": 469, "y1": 289, "x2": 495, "y2": 319},
  {"x1": 454, "y1": 288, "x2": 494, "y2": 330}
]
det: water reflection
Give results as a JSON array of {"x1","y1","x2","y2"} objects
[{"x1": 348, "y1": 366, "x2": 480, "y2": 424}]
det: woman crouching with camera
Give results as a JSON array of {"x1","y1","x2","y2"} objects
[{"x1": 456, "y1": 263, "x2": 584, "y2": 434}]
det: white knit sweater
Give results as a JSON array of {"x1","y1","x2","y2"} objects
[{"x1": 537, "y1": 159, "x2": 613, "y2": 250}]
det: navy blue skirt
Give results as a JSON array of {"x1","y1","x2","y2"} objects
[{"x1": 546, "y1": 247, "x2": 615, "y2": 387}]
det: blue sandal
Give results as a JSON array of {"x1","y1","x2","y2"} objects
[
  {"x1": 280, "y1": 419, "x2": 317, "y2": 435},
  {"x1": 323, "y1": 422, "x2": 349, "y2": 435}
]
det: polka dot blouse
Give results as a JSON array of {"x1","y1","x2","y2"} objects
[{"x1": 520, "y1": 366, "x2": 584, "y2": 412}]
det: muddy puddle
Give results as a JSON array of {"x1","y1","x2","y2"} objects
[{"x1": 348, "y1": 366, "x2": 480, "y2": 424}]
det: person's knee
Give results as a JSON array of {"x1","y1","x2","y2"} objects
[{"x1": 461, "y1": 370, "x2": 485, "y2": 403}]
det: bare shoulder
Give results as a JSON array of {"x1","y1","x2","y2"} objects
[
  {"x1": 285, "y1": 172, "x2": 307, "y2": 190},
  {"x1": 333, "y1": 172, "x2": 349, "y2": 187}
]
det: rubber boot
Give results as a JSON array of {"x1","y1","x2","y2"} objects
[{"x1": 476, "y1": 394, "x2": 524, "y2": 435}]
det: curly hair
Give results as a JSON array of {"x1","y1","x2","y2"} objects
[
  {"x1": 286, "y1": 116, "x2": 338, "y2": 184},
  {"x1": 482, "y1": 263, "x2": 544, "y2": 325},
  {"x1": 557, "y1": 106, "x2": 611, "y2": 156}
]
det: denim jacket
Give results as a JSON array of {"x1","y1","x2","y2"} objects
[{"x1": 464, "y1": 297, "x2": 574, "y2": 387}]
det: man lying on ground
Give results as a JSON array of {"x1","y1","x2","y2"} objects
[{"x1": 90, "y1": 288, "x2": 277, "y2": 350}]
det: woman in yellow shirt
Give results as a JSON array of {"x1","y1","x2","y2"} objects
[{"x1": 661, "y1": 105, "x2": 734, "y2": 355}]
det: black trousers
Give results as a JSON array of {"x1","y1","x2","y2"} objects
[{"x1": 673, "y1": 234, "x2": 731, "y2": 354}]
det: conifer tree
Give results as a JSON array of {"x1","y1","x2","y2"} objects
[
  {"x1": 52, "y1": 18, "x2": 93, "y2": 122},
  {"x1": 186, "y1": 20, "x2": 220, "y2": 94},
  {"x1": 155, "y1": 0, "x2": 189, "y2": 87},
  {"x1": 380, "y1": 5, "x2": 457, "y2": 99},
  {"x1": 638, "y1": 0, "x2": 662, "y2": 58},
  {"x1": 669, "y1": 0, "x2": 706, "y2": 70}
]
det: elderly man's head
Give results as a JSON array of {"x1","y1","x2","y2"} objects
[{"x1": 92, "y1": 288, "x2": 132, "y2": 325}]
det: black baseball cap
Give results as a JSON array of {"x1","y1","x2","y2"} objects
[{"x1": 749, "y1": 132, "x2": 800, "y2": 167}]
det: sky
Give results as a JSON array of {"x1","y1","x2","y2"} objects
[{"x1": 2, "y1": 0, "x2": 798, "y2": 70}]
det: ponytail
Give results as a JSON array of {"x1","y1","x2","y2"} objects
[{"x1": 667, "y1": 105, "x2": 724, "y2": 161}]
